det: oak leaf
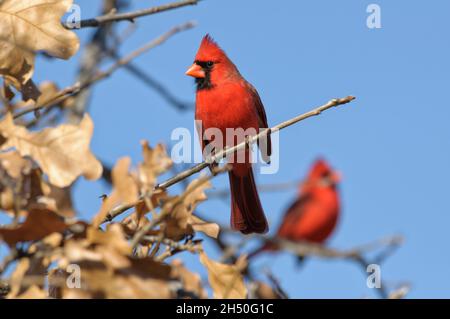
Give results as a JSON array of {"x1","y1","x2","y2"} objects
[
  {"x1": 17, "y1": 285, "x2": 47, "y2": 299},
  {"x1": 164, "y1": 178, "x2": 213, "y2": 240},
  {"x1": 0, "y1": 113, "x2": 103, "y2": 187},
  {"x1": 137, "y1": 140, "x2": 172, "y2": 193},
  {"x1": 251, "y1": 281, "x2": 282, "y2": 299},
  {"x1": 12, "y1": 81, "x2": 75, "y2": 110},
  {"x1": 0, "y1": 0, "x2": 79, "y2": 96},
  {"x1": 199, "y1": 251, "x2": 247, "y2": 299},
  {"x1": 92, "y1": 157, "x2": 139, "y2": 227},
  {"x1": 0, "y1": 207, "x2": 67, "y2": 246},
  {"x1": 171, "y1": 259, "x2": 207, "y2": 299},
  {"x1": 189, "y1": 215, "x2": 219, "y2": 239}
]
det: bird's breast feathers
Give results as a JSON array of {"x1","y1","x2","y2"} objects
[{"x1": 195, "y1": 81, "x2": 260, "y2": 131}]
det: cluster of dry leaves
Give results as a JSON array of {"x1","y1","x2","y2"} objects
[
  {"x1": 0, "y1": 115, "x2": 251, "y2": 299},
  {"x1": 0, "y1": 0, "x2": 270, "y2": 299},
  {"x1": 0, "y1": 0, "x2": 79, "y2": 101}
]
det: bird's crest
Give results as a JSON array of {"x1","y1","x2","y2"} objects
[
  {"x1": 309, "y1": 158, "x2": 332, "y2": 181},
  {"x1": 195, "y1": 34, "x2": 228, "y2": 62}
]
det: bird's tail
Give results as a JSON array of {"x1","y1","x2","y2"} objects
[{"x1": 229, "y1": 167, "x2": 268, "y2": 234}]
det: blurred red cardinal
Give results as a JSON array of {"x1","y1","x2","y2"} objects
[
  {"x1": 249, "y1": 159, "x2": 341, "y2": 258},
  {"x1": 186, "y1": 35, "x2": 271, "y2": 234}
]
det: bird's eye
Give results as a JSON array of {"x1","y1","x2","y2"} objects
[{"x1": 206, "y1": 61, "x2": 214, "y2": 67}]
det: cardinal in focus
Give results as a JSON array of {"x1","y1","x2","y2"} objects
[
  {"x1": 185, "y1": 35, "x2": 271, "y2": 234},
  {"x1": 249, "y1": 159, "x2": 341, "y2": 259}
]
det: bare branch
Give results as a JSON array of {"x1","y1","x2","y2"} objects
[
  {"x1": 67, "y1": 0, "x2": 126, "y2": 124},
  {"x1": 270, "y1": 235, "x2": 403, "y2": 260},
  {"x1": 65, "y1": 0, "x2": 201, "y2": 29},
  {"x1": 208, "y1": 181, "x2": 298, "y2": 199},
  {"x1": 130, "y1": 165, "x2": 230, "y2": 248},
  {"x1": 12, "y1": 21, "x2": 197, "y2": 120},
  {"x1": 157, "y1": 96, "x2": 356, "y2": 190},
  {"x1": 108, "y1": 51, "x2": 193, "y2": 111},
  {"x1": 102, "y1": 96, "x2": 355, "y2": 224},
  {"x1": 263, "y1": 269, "x2": 289, "y2": 299},
  {"x1": 263, "y1": 235, "x2": 402, "y2": 298}
]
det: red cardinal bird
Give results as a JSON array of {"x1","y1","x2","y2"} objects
[
  {"x1": 249, "y1": 159, "x2": 341, "y2": 258},
  {"x1": 186, "y1": 35, "x2": 271, "y2": 234}
]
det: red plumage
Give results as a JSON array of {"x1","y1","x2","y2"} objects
[
  {"x1": 186, "y1": 35, "x2": 270, "y2": 234},
  {"x1": 249, "y1": 159, "x2": 341, "y2": 258}
]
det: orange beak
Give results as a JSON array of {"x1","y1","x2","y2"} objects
[
  {"x1": 330, "y1": 171, "x2": 342, "y2": 184},
  {"x1": 185, "y1": 63, "x2": 205, "y2": 78}
]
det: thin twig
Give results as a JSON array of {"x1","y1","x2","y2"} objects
[
  {"x1": 261, "y1": 234, "x2": 402, "y2": 299},
  {"x1": 157, "y1": 96, "x2": 356, "y2": 190},
  {"x1": 130, "y1": 166, "x2": 230, "y2": 248},
  {"x1": 67, "y1": 0, "x2": 125, "y2": 124},
  {"x1": 263, "y1": 269, "x2": 289, "y2": 299},
  {"x1": 108, "y1": 51, "x2": 193, "y2": 111},
  {"x1": 11, "y1": 21, "x2": 197, "y2": 120},
  {"x1": 102, "y1": 96, "x2": 355, "y2": 224},
  {"x1": 65, "y1": 0, "x2": 200, "y2": 29},
  {"x1": 270, "y1": 235, "x2": 403, "y2": 260},
  {"x1": 208, "y1": 181, "x2": 298, "y2": 199}
]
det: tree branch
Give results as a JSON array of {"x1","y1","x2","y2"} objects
[
  {"x1": 208, "y1": 181, "x2": 298, "y2": 199},
  {"x1": 12, "y1": 21, "x2": 197, "y2": 120},
  {"x1": 66, "y1": 0, "x2": 126, "y2": 124},
  {"x1": 130, "y1": 165, "x2": 230, "y2": 248},
  {"x1": 157, "y1": 96, "x2": 356, "y2": 190},
  {"x1": 102, "y1": 96, "x2": 355, "y2": 224},
  {"x1": 108, "y1": 51, "x2": 193, "y2": 111},
  {"x1": 65, "y1": 0, "x2": 201, "y2": 29},
  {"x1": 262, "y1": 235, "x2": 403, "y2": 299}
]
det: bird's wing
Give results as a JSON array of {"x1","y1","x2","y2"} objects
[
  {"x1": 246, "y1": 82, "x2": 272, "y2": 163},
  {"x1": 195, "y1": 118, "x2": 205, "y2": 151},
  {"x1": 277, "y1": 194, "x2": 310, "y2": 237}
]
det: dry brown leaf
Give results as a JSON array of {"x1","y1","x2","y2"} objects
[
  {"x1": 199, "y1": 251, "x2": 247, "y2": 299},
  {"x1": 0, "y1": 151, "x2": 32, "y2": 178},
  {"x1": 164, "y1": 178, "x2": 211, "y2": 240},
  {"x1": 78, "y1": 268, "x2": 172, "y2": 299},
  {"x1": 63, "y1": 226, "x2": 132, "y2": 270},
  {"x1": 63, "y1": 289, "x2": 94, "y2": 299},
  {"x1": 0, "y1": 113, "x2": 102, "y2": 187},
  {"x1": 7, "y1": 258, "x2": 30, "y2": 298},
  {"x1": 0, "y1": 0, "x2": 79, "y2": 93},
  {"x1": 0, "y1": 163, "x2": 53, "y2": 216},
  {"x1": 11, "y1": 81, "x2": 75, "y2": 111},
  {"x1": 42, "y1": 232, "x2": 63, "y2": 248},
  {"x1": 63, "y1": 241, "x2": 103, "y2": 264},
  {"x1": 252, "y1": 281, "x2": 282, "y2": 299},
  {"x1": 92, "y1": 192, "x2": 120, "y2": 228},
  {"x1": 0, "y1": 207, "x2": 67, "y2": 246},
  {"x1": 113, "y1": 157, "x2": 139, "y2": 204},
  {"x1": 17, "y1": 285, "x2": 47, "y2": 299},
  {"x1": 121, "y1": 213, "x2": 150, "y2": 235},
  {"x1": 39, "y1": 184, "x2": 75, "y2": 218},
  {"x1": 137, "y1": 140, "x2": 172, "y2": 193},
  {"x1": 0, "y1": 188, "x2": 14, "y2": 211},
  {"x1": 13, "y1": 81, "x2": 56, "y2": 108},
  {"x1": 87, "y1": 224, "x2": 131, "y2": 256},
  {"x1": 56, "y1": 257, "x2": 174, "y2": 299},
  {"x1": 96, "y1": 246, "x2": 131, "y2": 270},
  {"x1": 92, "y1": 157, "x2": 139, "y2": 227},
  {"x1": 171, "y1": 259, "x2": 207, "y2": 299},
  {"x1": 189, "y1": 215, "x2": 220, "y2": 239},
  {"x1": 0, "y1": 153, "x2": 40, "y2": 213},
  {"x1": 134, "y1": 188, "x2": 169, "y2": 218}
]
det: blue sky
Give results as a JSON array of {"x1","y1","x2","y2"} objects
[{"x1": 2, "y1": 0, "x2": 450, "y2": 298}]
